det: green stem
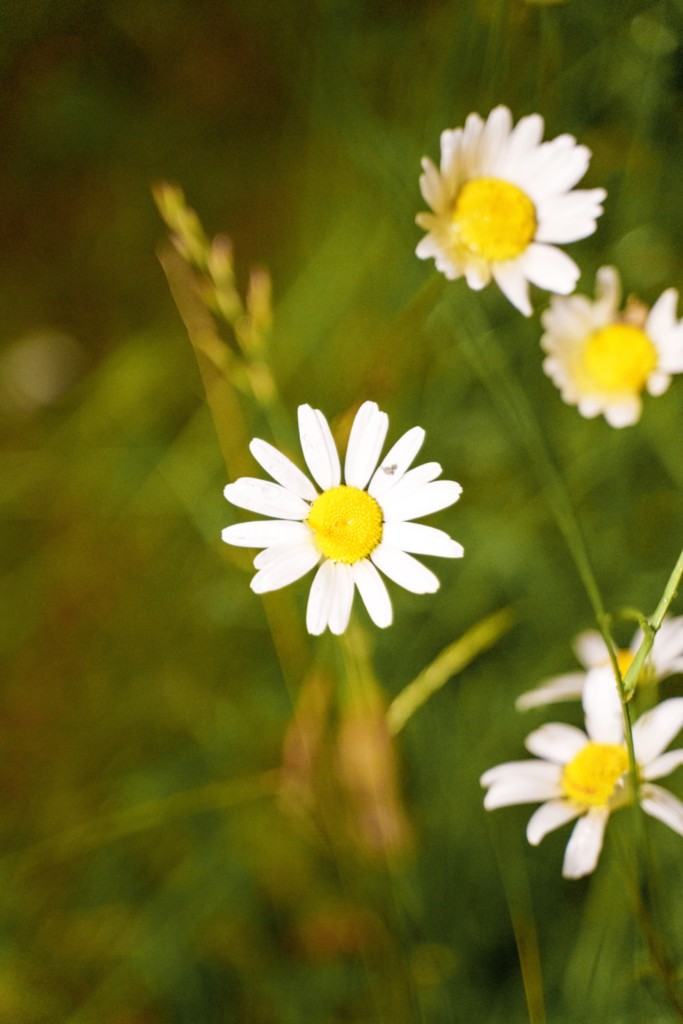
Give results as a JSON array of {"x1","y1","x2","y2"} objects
[
  {"x1": 615, "y1": 833, "x2": 683, "y2": 1022},
  {"x1": 651, "y1": 545, "x2": 683, "y2": 627},
  {"x1": 453, "y1": 307, "x2": 641, "y2": 821},
  {"x1": 623, "y1": 546, "x2": 683, "y2": 700},
  {"x1": 455, "y1": 313, "x2": 618, "y2": 636},
  {"x1": 450, "y1": 302, "x2": 683, "y2": 1016}
]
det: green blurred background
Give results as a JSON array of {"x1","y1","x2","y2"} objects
[{"x1": 3, "y1": 1, "x2": 683, "y2": 1021}]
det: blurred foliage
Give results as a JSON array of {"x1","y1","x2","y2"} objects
[{"x1": 3, "y1": 0, "x2": 683, "y2": 1021}]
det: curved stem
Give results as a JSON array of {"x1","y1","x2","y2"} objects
[
  {"x1": 453, "y1": 311, "x2": 642, "y2": 797},
  {"x1": 451, "y1": 303, "x2": 683, "y2": 1015}
]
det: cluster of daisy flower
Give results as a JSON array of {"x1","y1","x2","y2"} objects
[
  {"x1": 410, "y1": 104, "x2": 683, "y2": 875},
  {"x1": 481, "y1": 618, "x2": 683, "y2": 878},
  {"x1": 416, "y1": 105, "x2": 683, "y2": 427},
  {"x1": 218, "y1": 103, "x2": 683, "y2": 880},
  {"x1": 221, "y1": 104, "x2": 683, "y2": 632}
]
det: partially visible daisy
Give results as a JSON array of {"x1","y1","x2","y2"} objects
[
  {"x1": 516, "y1": 616, "x2": 683, "y2": 711},
  {"x1": 415, "y1": 105, "x2": 606, "y2": 316},
  {"x1": 222, "y1": 401, "x2": 463, "y2": 636},
  {"x1": 481, "y1": 677, "x2": 683, "y2": 878},
  {"x1": 541, "y1": 265, "x2": 683, "y2": 427}
]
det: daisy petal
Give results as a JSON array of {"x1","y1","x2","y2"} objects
[
  {"x1": 415, "y1": 231, "x2": 441, "y2": 260},
  {"x1": 352, "y1": 559, "x2": 393, "y2": 628},
  {"x1": 483, "y1": 768, "x2": 563, "y2": 808},
  {"x1": 646, "y1": 288, "x2": 679, "y2": 339},
  {"x1": 371, "y1": 544, "x2": 440, "y2": 594},
  {"x1": 225, "y1": 479, "x2": 310, "y2": 520},
  {"x1": 640, "y1": 783, "x2": 683, "y2": 837},
  {"x1": 222, "y1": 519, "x2": 312, "y2": 548},
  {"x1": 344, "y1": 401, "x2": 389, "y2": 489},
  {"x1": 506, "y1": 112, "x2": 545, "y2": 160},
  {"x1": 526, "y1": 144, "x2": 590, "y2": 198},
  {"x1": 250, "y1": 542, "x2": 320, "y2": 594},
  {"x1": 419, "y1": 157, "x2": 448, "y2": 215},
  {"x1": 464, "y1": 258, "x2": 491, "y2": 290},
  {"x1": 377, "y1": 462, "x2": 443, "y2": 510},
  {"x1": 519, "y1": 243, "x2": 579, "y2": 295},
  {"x1": 632, "y1": 697, "x2": 683, "y2": 765},
  {"x1": 594, "y1": 265, "x2": 622, "y2": 309},
  {"x1": 525, "y1": 723, "x2": 588, "y2": 764},
  {"x1": 527, "y1": 799, "x2": 582, "y2": 845},
  {"x1": 382, "y1": 521, "x2": 463, "y2": 558},
  {"x1": 461, "y1": 110, "x2": 487, "y2": 177},
  {"x1": 478, "y1": 104, "x2": 513, "y2": 173},
  {"x1": 651, "y1": 615, "x2": 683, "y2": 670},
  {"x1": 328, "y1": 563, "x2": 355, "y2": 635},
  {"x1": 254, "y1": 540, "x2": 313, "y2": 569},
  {"x1": 297, "y1": 405, "x2": 341, "y2": 491},
  {"x1": 382, "y1": 480, "x2": 462, "y2": 523},
  {"x1": 491, "y1": 261, "x2": 532, "y2": 317},
  {"x1": 481, "y1": 760, "x2": 562, "y2": 788},
  {"x1": 306, "y1": 560, "x2": 336, "y2": 636},
  {"x1": 515, "y1": 672, "x2": 587, "y2": 711},
  {"x1": 647, "y1": 371, "x2": 672, "y2": 397},
  {"x1": 249, "y1": 439, "x2": 318, "y2": 501},
  {"x1": 535, "y1": 190, "x2": 607, "y2": 243},
  {"x1": 562, "y1": 808, "x2": 609, "y2": 879},
  {"x1": 582, "y1": 670, "x2": 624, "y2": 745},
  {"x1": 603, "y1": 399, "x2": 641, "y2": 429},
  {"x1": 642, "y1": 748, "x2": 683, "y2": 782},
  {"x1": 368, "y1": 426, "x2": 425, "y2": 498},
  {"x1": 574, "y1": 630, "x2": 609, "y2": 669}
]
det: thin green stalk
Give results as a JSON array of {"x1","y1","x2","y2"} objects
[
  {"x1": 622, "y1": 546, "x2": 683, "y2": 700},
  {"x1": 454, "y1": 313, "x2": 638, "y2": 774},
  {"x1": 9, "y1": 772, "x2": 279, "y2": 878},
  {"x1": 613, "y1": 830, "x2": 683, "y2": 1022},
  {"x1": 338, "y1": 623, "x2": 426, "y2": 1024},
  {"x1": 451, "y1": 303, "x2": 683, "y2": 1016},
  {"x1": 487, "y1": 817, "x2": 547, "y2": 1024}
]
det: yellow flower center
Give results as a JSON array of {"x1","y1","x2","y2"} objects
[
  {"x1": 561, "y1": 742, "x2": 629, "y2": 808},
  {"x1": 307, "y1": 485, "x2": 383, "y2": 563},
  {"x1": 583, "y1": 323, "x2": 657, "y2": 394},
  {"x1": 452, "y1": 177, "x2": 537, "y2": 262}
]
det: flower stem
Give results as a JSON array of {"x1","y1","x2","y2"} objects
[
  {"x1": 453, "y1": 309, "x2": 618, "y2": 648},
  {"x1": 452, "y1": 301, "x2": 643, "y2": 802},
  {"x1": 622, "y1": 546, "x2": 683, "y2": 700},
  {"x1": 448, "y1": 299, "x2": 683, "y2": 1015}
]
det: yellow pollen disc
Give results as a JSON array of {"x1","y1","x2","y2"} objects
[
  {"x1": 583, "y1": 323, "x2": 657, "y2": 394},
  {"x1": 452, "y1": 177, "x2": 537, "y2": 261},
  {"x1": 561, "y1": 742, "x2": 629, "y2": 808},
  {"x1": 307, "y1": 485, "x2": 383, "y2": 564}
]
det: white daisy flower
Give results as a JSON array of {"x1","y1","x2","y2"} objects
[
  {"x1": 541, "y1": 265, "x2": 683, "y2": 427},
  {"x1": 516, "y1": 616, "x2": 683, "y2": 711},
  {"x1": 222, "y1": 401, "x2": 463, "y2": 636},
  {"x1": 415, "y1": 105, "x2": 606, "y2": 316},
  {"x1": 481, "y1": 677, "x2": 683, "y2": 879}
]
